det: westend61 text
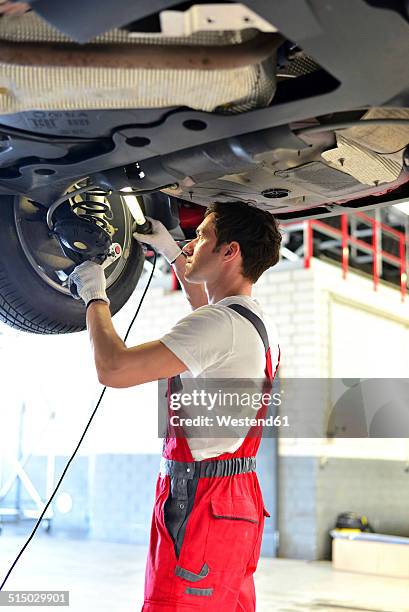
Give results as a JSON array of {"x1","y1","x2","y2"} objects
[{"x1": 169, "y1": 415, "x2": 289, "y2": 428}]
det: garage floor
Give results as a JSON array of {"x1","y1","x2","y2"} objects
[{"x1": 0, "y1": 529, "x2": 408, "y2": 612}]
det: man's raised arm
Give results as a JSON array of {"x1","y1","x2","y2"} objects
[
  {"x1": 87, "y1": 302, "x2": 187, "y2": 387},
  {"x1": 133, "y1": 217, "x2": 207, "y2": 310},
  {"x1": 67, "y1": 261, "x2": 188, "y2": 387}
]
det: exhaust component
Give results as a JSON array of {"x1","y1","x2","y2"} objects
[
  {"x1": 0, "y1": 12, "x2": 280, "y2": 114},
  {"x1": 0, "y1": 32, "x2": 282, "y2": 70}
]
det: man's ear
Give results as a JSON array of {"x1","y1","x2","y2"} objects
[{"x1": 223, "y1": 241, "x2": 241, "y2": 262}]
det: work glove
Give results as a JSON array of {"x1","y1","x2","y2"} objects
[
  {"x1": 133, "y1": 217, "x2": 182, "y2": 264},
  {"x1": 68, "y1": 260, "x2": 110, "y2": 308}
]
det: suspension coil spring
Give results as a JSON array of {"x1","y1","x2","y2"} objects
[{"x1": 70, "y1": 187, "x2": 114, "y2": 234}]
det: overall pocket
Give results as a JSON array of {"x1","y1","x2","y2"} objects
[
  {"x1": 246, "y1": 505, "x2": 271, "y2": 573},
  {"x1": 204, "y1": 497, "x2": 259, "y2": 571}
]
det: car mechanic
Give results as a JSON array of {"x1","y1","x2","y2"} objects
[{"x1": 68, "y1": 200, "x2": 282, "y2": 611}]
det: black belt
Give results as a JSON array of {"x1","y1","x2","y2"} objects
[{"x1": 160, "y1": 456, "x2": 256, "y2": 480}]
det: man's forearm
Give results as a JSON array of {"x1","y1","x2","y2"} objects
[
  {"x1": 172, "y1": 254, "x2": 208, "y2": 310},
  {"x1": 86, "y1": 301, "x2": 126, "y2": 379}
]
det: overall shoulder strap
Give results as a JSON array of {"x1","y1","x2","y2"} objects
[{"x1": 227, "y1": 303, "x2": 269, "y2": 353}]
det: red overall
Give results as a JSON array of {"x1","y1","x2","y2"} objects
[{"x1": 142, "y1": 306, "x2": 280, "y2": 611}]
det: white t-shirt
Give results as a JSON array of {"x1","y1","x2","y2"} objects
[{"x1": 160, "y1": 295, "x2": 280, "y2": 460}]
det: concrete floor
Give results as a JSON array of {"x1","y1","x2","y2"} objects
[{"x1": 0, "y1": 528, "x2": 408, "y2": 612}]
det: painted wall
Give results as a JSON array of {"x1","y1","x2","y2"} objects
[{"x1": 266, "y1": 257, "x2": 409, "y2": 559}]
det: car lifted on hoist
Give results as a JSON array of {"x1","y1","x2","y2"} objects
[{"x1": 0, "y1": 0, "x2": 408, "y2": 333}]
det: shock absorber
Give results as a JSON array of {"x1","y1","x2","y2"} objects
[
  {"x1": 49, "y1": 180, "x2": 154, "y2": 267},
  {"x1": 50, "y1": 183, "x2": 115, "y2": 265},
  {"x1": 69, "y1": 186, "x2": 115, "y2": 237}
]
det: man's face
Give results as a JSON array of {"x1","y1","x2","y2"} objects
[{"x1": 183, "y1": 213, "x2": 222, "y2": 283}]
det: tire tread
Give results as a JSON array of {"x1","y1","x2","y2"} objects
[{"x1": 0, "y1": 266, "x2": 76, "y2": 334}]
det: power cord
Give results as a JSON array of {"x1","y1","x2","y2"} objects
[{"x1": 0, "y1": 250, "x2": 157, "y2": 591}]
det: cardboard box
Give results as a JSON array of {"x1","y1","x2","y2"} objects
[{"x1": 331, "y1": 530, "x2": 409, "y2": 579}]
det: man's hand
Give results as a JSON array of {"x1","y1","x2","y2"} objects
[
  {"x1": 134, "y1": 216, "x2": 208, "y2": 310},
  {"x1": 0, "y1": 2, "x2": 30, "y2": 16},
  {"x1": 68, "y1": 261, "x2": 110, "y2": 308},
  {"x1": 133, "y1": 217, "x2": 182, "y2": 264}
]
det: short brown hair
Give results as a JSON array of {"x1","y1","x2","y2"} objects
[{"x1": 205, "y1": 201, "x2": 282, "y2": 282}]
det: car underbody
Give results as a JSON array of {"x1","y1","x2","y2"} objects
[
  {"x1": 0, "y1": 2, "x2": 407, "y2": 219},
  {"x1": 0, "y1": 0, "x2": 408, "y2": 334}
]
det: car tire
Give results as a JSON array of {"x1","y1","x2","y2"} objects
[{"x1": 0, "y1": 194, "x2": 145, "y2": 334}]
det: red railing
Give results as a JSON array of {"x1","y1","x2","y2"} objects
[{"x1": 298, "y1": 213, "x2": 408, "y2": 302}]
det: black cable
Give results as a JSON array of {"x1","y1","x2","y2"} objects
[
  {"x1": 0, "y1": 250, "x2": 157, "y2": 591},
  {"x1": 123, "y1": 251, "x2": 157, "y2": 344},
  {"x1": 110, "y1": 185, "x2": 176, "y2": 197},
  {"x1": 295, "y1": 118, "x2": 409, "y2": 136}
]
